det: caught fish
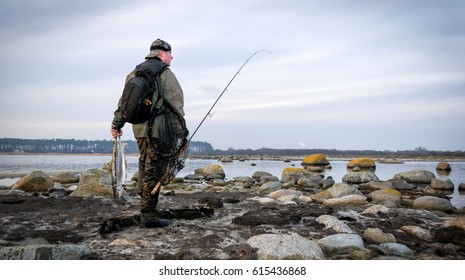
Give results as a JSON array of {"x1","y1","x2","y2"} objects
[{"x1": 111, "y1": 135, "x2": 126, "y2": 199}]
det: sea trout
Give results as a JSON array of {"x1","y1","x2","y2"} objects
[{"x1": 111, "y1": 136, "x2": 126, "y2": 199}]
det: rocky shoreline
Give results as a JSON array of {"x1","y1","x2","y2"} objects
[{"x1": 1, "y1": 156, "x2": 465, "y2": 260}]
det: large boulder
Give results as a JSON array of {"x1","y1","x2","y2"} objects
[
  {"x1": 368, "y1": 189, "x2": 402, "y2": 206},
  {"x1": 233, "y1": 176, "x2": 254, "y2": 184},
  {"x1": 322, "y1": 194, "x2": 367, "y2": 206},
  {"x1": 202, "y1": 164, "x2": 226, "y2": 180},
  {"x1": 252, "y1": 171, "x2": 275, "y2": 183},
  {"x1": 326, "y1": 182, "x2": 363, "y2": 198},
  {"x1": 10, "y1": 171, "x2": 54, "y2": 192},
  {"x1": 0, "y1": 244, "x2": 92, "y2": 260},
  {"x1": 318, "y1": 234, "x2": 366, "y2": 255},
  {"x1": 297, "y1": 177, "x2": 320, "y2": 188},
  {"x1": 252, "y1": 171, "x2": 273, "y2": 178},
  {"x1": 389, "y1": 179, "x2": 415, "y2": 190},
  {"x1": 379, "y1": 243, "x2": 414, "y2": 258},
  {"x1": 436, "y1": 162, "x2": 451, "y2": 171},
  {"x1": 301, "y1": 154, "x2": 329, "y2": 166},
  {"x1": 342, "y1": 171, "x2": 379, "y2": 184},
  {"x1": 220, "y1": 156, "x2": 233, "y2": 163},
  {"x1": 347, "y1": 158, "x2": 376, "y2": 170},
  {"x1": 51, "y1": 171, "x2": 81, "y2": 184},
  {"x1": 281, "y1": 167, "x2": 313, "y2": 184},
  {"x1": 268, "y1": 189, "x2": 303, "y2": 204},
  {"x1": 400, "y1": 226, "x2": 433, "y2": 241},
  {"x1": 430, "y1": 178, "x2": 454, "y2": 191},
  {"x1": 310, "y1": 190, "x2": 332, "y2": 203},
  {"x1": 316, "y1": 215, "x2": 353, "y2": 233},
  {"x1": 393, "y1": 170, "x2": 436, "y2": 184},
  {"x1": 362, "y1": 228, "x2": 396, "y2": 244},
  {"x1": 412, "y1": 196, "x2": 456, "y2": 213},
  {"x1": 247, "y1": 233, "x2": 324, "y2": 260},
  {"x1": 258, "y1": 181, "x2": 282, "y2": 194},
  {"x1": 268, "y1": 189, "x2": 303, "y2": 199},
  {"x1": 70, "y1": 168, "x2": 113, "y2": 197}
]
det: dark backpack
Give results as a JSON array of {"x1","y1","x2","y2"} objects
[{"x1": 120, "y1": 59, "x2": 168, "y2": 124}]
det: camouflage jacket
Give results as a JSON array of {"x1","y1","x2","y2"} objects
[{"x1": 112, "y1": 59, "x2": 187, "y2": 150}]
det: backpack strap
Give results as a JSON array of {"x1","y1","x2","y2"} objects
[{"x1": 146, "y1": 68, "x2": 188, "y2": 159}]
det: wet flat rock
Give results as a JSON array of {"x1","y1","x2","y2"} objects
[
  {"x1": 0, "y1": 196, "x2": 26, "y2": 204},
  {"x1": 157, "y1": 207, "x2": 214, "y2": 220},
  {"x1": 99, "y1": 207, "x2": 215, "y2": 235},
  {"x1": 233, "y1": 205, "x2": 332, "y2": 226},
  {"x1": 432, "y1": 226, "x2": 465, "y2": 246},
  {"x1": 0, "y1": 194, "x2": 125, "y2": 214}
]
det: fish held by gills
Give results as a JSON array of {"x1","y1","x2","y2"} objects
[{"x1": 111, "y1": 136, "x2": 126, "y2": 199}]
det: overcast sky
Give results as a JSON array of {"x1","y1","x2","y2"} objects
[{"x1": 1, "y1": 0, "x2": 464, "y2": 151}]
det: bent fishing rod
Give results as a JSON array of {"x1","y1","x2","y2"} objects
[
  {"x1": 188, "y1": 49, "x2": 271, "y2": 143},
  {"x1": 150, "y1": 49, "x2": 270, "y2": 196}
]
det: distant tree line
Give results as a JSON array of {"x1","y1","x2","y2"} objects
[
  {"x1": 0, "y1": 138, "x2": 213, "y2": 155},
  {"x1": 0, "y1": 138, "x2": 463, "y2": 157},
  {"x1": 0, "y1": 138, "x2": 127, "y2": 154}
]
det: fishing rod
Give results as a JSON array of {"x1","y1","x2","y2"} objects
[
  {"x1": 150, "y1": 49, "x2": 270, "y2": 197},
  {"x1": 188, "y1": 49, "x2": 271, "y2": 143}
]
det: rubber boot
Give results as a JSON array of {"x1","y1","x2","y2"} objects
[
  {"x1": 140, "y1": 212, "x2": 171, "y2": 228},
  {"x1": 139, "y1": 184, "x2": 171, "y2": 228}
]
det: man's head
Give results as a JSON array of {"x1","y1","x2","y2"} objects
[{"x1": 145, "y1": 39, "x2": 173, "y2": 66}]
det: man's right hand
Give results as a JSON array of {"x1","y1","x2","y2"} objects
[{"x1": 110, "y1": 127, "x2": 123, "y2": 138}]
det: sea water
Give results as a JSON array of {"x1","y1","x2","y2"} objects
[{"x1": 1, "y1": 154, "x2": 464, "y2": 208}]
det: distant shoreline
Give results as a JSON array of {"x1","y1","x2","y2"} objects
[
  {"x1": 1, "y1": 153, "x2": 465, "y2": 181},
  {"x1": 1, "y1": 152, "x2": 465, "y2": 162}
]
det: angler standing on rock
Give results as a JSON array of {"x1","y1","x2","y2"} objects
[{"x1": 110, "y1": 39, "x2": 189, "y2": 228}]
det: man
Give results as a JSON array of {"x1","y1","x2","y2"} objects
[{"x1": 111, "y1": 39, "x2": 188, "y2": 228}]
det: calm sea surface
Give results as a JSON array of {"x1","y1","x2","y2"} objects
[{"x1": 1, "y1": 154, "x2": 464, "y2": 208}]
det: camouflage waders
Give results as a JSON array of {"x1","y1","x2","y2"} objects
[{"x1": 136, "y1": 137, "x2": 170, "y2": 214}]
